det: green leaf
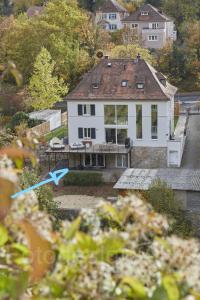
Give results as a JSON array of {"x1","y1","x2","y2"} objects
[
  {"x1": 50, "y1": 281, "x2": 64, "y2": 297},
  {"x1": 100, "y1": 203, "x2": 120, "y2": 223},
  {"x1": 76, "y1": 232, "x2": 98, "y2": 253},
  {"x1": 12, "y1": 243, "x2": 29, "y2": 256},
  {"x1": 163, "y1": 275, "x2": 180, "y2": 300},
  {"x1": 98, "y1": 235, "x2": 125, "y2": 261},
  {"x1": 120, "y1": 276, "x2": 147, "y2": 299},
  {"x1": 59, "y1": 243, "x2": 77, "y2": 261},
  {"x1": 65, "y1": 217, "x2": 81, "y2": 240},
  {"x1": 151, "y1": 286, "x2": 169, "y2": 300},
  {"x1": 0, "y1": 225, "x2": 8, "y2": 246}
]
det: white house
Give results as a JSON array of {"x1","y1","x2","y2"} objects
[
  {"x1": 95, "y1": 0, "x2": 129, "y2": 31},
  {"x1": 64, "y1": 56, "x2": 185, "y2": 170},
  {"x1": 122, "y1": 4, "x2": 177, "y2": 49}
]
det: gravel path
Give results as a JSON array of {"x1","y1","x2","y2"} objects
[{"x1": 54, "y1": 195, "x2": 104, "y2": 209}]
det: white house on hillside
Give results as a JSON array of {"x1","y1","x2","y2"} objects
[
  {"x1": 64, "y1": 56, "x2": 186, "y2": 170},
  {"x1": 95, "y1": 0, "x2": 129, "y2": 31},
  {"x1": 122, "y1": 4, "x2": 177, "y2": 49}
]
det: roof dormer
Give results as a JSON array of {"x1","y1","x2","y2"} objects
[{"x1": 141, "y1": 11, "x2": 149, "y2": 16}]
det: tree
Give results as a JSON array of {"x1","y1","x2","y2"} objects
[
  {"x1": 110, "y1": 44, "x2": 156, "y2": 65},
  {"x1": 28, "y1": 47, "x2": 67, "y2": 110},
  {"x1": 144, "y1": 179, "x2": 193, "y2": 237}
]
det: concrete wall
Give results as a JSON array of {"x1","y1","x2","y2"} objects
[
  {"x1": 68, "y1": 100, "x2": 172, "y2": 148},
  {"x1": 131, "y1": 146, "x2": 167, "y2": 168}
]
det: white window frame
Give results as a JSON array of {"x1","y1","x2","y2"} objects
[
  {"x1": 132, "y1": 23, "x2": 138, "y2": 28},
  {"x1": 83, "y1": 104, "x2": 91, "y2": 116},
  {"x1": 148, "y1": 35, "x2": 158, "y2": 41},
  {"x1": 116, "y1": 154, "x2": 128, "y2": 168},
  {"x1": 84, "y1": 128, "x2": 91, "y2": 138},
  {"x1": 109, "y1": 24, "x2": 117, "y2": 30},
  {"x1": 121, "y1": 80, "x2": 128, "y2": 87},
  {"x1": 137, "y1": 83, "x2": 144, "y2": 89},
  {"x1": 151, "y1": 23, "x2": 159, "y2": 29},
  {"x1": 109, "y1": 13, "x2": 117, "y2": 20},
  {"x1": 84, "y1": 154, "x2": 105, "y2": 167},
  {"x1": 141, "y1": 11, "x2": 149, "y2": 15},
  {"x1": 102, "y1": 13, "x2": 107, "y2": 20}
]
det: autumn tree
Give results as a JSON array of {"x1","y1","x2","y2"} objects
[
  {"x1": 110, "y1": 44, "x2": 155, "y2": 65},
  {"x1": 28, "y1": 47, "x2": 67, "y2": 110}
]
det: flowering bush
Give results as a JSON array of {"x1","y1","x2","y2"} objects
[{"x1": 0, "y1": 152, "x2": 200, "y2": 300}]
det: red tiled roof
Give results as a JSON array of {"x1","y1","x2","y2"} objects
[
  {"x1": 97, "y1": 0, "x2": 127, "y2": 13},
  {"x1": 122, "y1": 4, "x2": 171, "y2": 22},
  {"x1": 66, "y1": 58, "x2": 177, "y2": 101}
]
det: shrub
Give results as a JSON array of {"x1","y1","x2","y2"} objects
[
  {"x1": 63, "y1": 171, "x2": 103, "y2": 186},
  {"x1": 8, "y1": 111, "x2": 42, "y2": 131},
  {"x1": 143, "y1": 179, "x2": 193, "y2": 237}
]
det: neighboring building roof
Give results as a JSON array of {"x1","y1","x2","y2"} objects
[
  {"x1": 114, "y1": 168, "x2": 200, "y2": 191},
  {"x1": 27, "y1": 6, "x2": 44, "y2": 17},
  {"x1": 122, "y1": 4, "x2": 171, "y2": 22},
  {"x1": 66, "y1": 57, "x2": 177, "y2": 101},
  {"x1": 29, "y1": 109, "x2": 61, "y2": 121},
  {"x1": 97, "y1": 0, "x2": 127, "y2": 13}
]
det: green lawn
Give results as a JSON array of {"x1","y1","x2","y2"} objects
[{"x1": 45, "y1": 126, "x2": 67, "y2": 142}]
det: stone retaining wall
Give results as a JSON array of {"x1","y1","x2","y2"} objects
[{"x1": 131, "y1": 147, "x2": 167, "y2": 168}]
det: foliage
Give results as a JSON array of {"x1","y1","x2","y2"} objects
[
  {"x1": 28, "y1": 47, "x2": 67, "y2": 110},
  {"x1": 20, "y1": 167, "x2": 60, "y2": 228},
  {"x1": 0, "y1": 0, "x2": 101, "y2": 89},
  {"x1": 1, "y1": 151, "x2": 200, "y2": 299},
  {"x1": 110, "y1": 44, "x2": 156, "y2": 65},
  {"x1": 45, "y1": 126, "x2": 67, "y2": 142},
  {"x1": 8, "y1": 111, "x2": 41, "y2": 131},
  {"x1": 63, "y1": 171, "x2": 103, "y2": 186},
  {"x1": 143, "y1": 179, "x2": 193, "y2": 237},
  {"x1": 0, "y1": 128, "x2": 14, "y2": 148}
]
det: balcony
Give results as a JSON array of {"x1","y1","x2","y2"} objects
[{"x1": 46, "y1": 143, "x2": 131, "y2": 154}]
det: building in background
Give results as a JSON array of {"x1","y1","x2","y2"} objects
[
  {"x1": 95, "y1": 0, "x2": 129, "y2": 31},
  {"x1": 122, "y1": 3, "x2": 177, "y2": 49}
]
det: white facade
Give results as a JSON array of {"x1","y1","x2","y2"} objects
[
  {"x1": 95, "y1": 11, "x2": 128, "y2": 31},
  {"x1": 29, "y1": 109, "x2": 61, "y2": 131},
  {"x1": 68, "y1": 100, "x2": 173, "y2": 147}
]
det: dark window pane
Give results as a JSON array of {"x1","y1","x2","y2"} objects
[
  {"x1": 117, "y1": 129, "x2": 127, "y2": 144},
  {"x1": 117, "y1": 105, "x2": 128, "y2": 125},
  {"x1": 78, "y1": 104, "x2": 83, "y2": 116},
  {"x1": 136, "y1": 105, "x2": 142, "y2": 139},
  {"x1": 105, "y1": 128, "x2": 116, "y2": 143},
  {"x1": 104, "y1": 105, "x2": 115, "y2": 125},
  {"x1": 91, "y1": 128, "x2": 96, "y2": 139},
  {"x1": 78, "y1": 128, "x2": 83, "y2": 139},
  {"x1": 91, "y1": 105, "x2": 95, "y2": 116},
  {"x1": 151, "y1": 105, "x2": 158, "y2": 139}
]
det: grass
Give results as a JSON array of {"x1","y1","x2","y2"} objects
[{"x1": 45, "y1": 126, "x2": 67, "y2": 141}]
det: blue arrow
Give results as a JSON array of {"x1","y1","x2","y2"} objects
[{"x1": 11, "y1": 168, "x2": 69, "y2": 199}]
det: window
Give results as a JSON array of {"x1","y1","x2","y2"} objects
[
  {"x1": 151, "y1": 23, "x2": 158, "y2": 29},
  {"x1": 78, "y1": 128, "x2": 96, "y2": 139},
  {"x1": 109, "y1": 13, "x2": 117, "y2": 19},
  {"x1": 136, "y1": 104, "x2": 142, "y2": 139},
  {"x1": 151, "y1": 104, "x2": 158, "y2": 139},
  {"x1": 132, "y1": 23, "x2": 138, "y2": 28},
  {"x1": 117, "y1": 154, "x2": 127, "y2": 168},
  {"x1": 137, "y1": 83, "x2": 144, "y2": 89},
  {"x1": 92, "y1": 83, "x2": 99, "y2": 89},
  {"x1": 141, "y1": 11, "x2": 149, "y2": 15},
  {"x1": 121, "y1": 80, "x2": 128, "y2": 87},
  {"x1": 105, "y1": 128, "x2": 127, "y2": 144},
  {"x1": 148, "y1": 35, "x2": 158, "y2": 41},
  {"x1": 85, "y1": 154, "x2": 105, "y2": 167},
  {"x1": 109, "y1": 24, "x2": 117, "y2": 30},
  {"x1": 104, "y1": 105, "x2": 128, "y2": 125},
  {"x1": 78, "y1": 104, "x2": 95, "y2": 116},
  {"x1": 102, "y1": 13, "x2": 107, "y2": 19}
]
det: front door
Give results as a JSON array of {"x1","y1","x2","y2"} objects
[{"x1": 116, "y1": 154, "x2": 127, "y2": 168}]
